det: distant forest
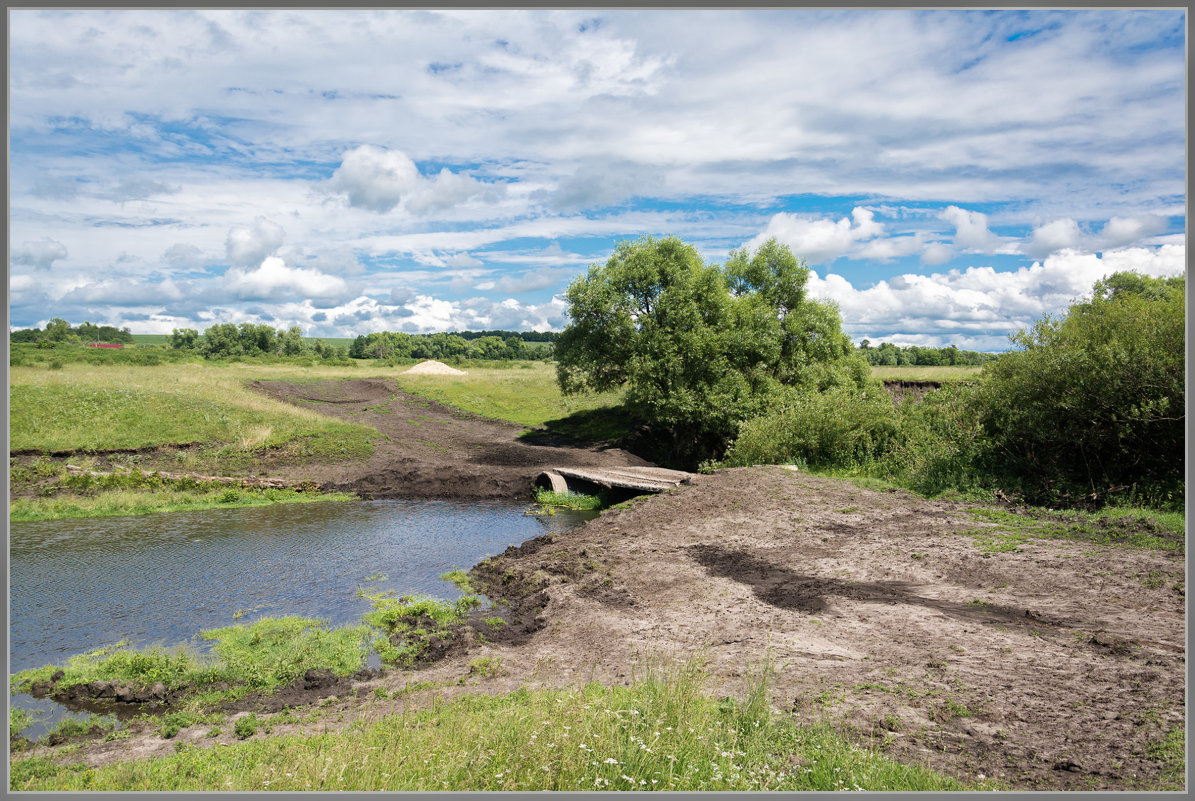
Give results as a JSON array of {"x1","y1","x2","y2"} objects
[
  {"x1": 10, "y1": 318, "x2": 135, "y2": 345},
  {"x1": 857, "y1": 340, "x2": 999, "y2": 366},
  {"x1": 10, "y1": 320, "x2": 993, "y2": 367}
]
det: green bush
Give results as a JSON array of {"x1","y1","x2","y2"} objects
[
  {"x1": 977, "y1": 272, "x2": 1184, "y2": 508},
  {"x1": 722, "y1": 384, "x2": 899, "y2": 470},
  {"x1": 880, "y1": 383, "x2": 990, "y2": 497}
]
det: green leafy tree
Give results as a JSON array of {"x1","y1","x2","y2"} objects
[
  {"x1": 279, "y1": 325, "x2": 308, "y2": 356},
  {"x1": 555, "y1": 236, "x2": 871, "y2": 464},
  {"x1": 168, "y1": 328, "x2": 200, "y2": 349},
  {"x1": 978, "y1": 271, "x2": 1184, "y2": 507},
  {"x1": 200, "y1": 323, "x2": 243, "y2": 357},
  {"x1": 41, "y1": 318, "x2": 73, "y2": 343}
]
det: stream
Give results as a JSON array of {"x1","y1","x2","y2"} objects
[{"x1": 8, "y1": 497, "x2": 594, "y2": 739}]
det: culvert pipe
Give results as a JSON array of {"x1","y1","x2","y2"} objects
[{"x1": 533, "y1": 471, "x2": 570, "y2": 494}]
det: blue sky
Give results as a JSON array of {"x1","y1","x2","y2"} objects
[{"x1": 7, "y1": 8, "x2": 1186, "y2": 350}]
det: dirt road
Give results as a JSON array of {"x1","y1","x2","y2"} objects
[{"x1": 250, "y1": 377, "x2": 652, "y2": 498}]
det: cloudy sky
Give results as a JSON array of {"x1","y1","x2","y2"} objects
[{"x1": 7, "y1": 8, "x2": 1186, "y2": 350}]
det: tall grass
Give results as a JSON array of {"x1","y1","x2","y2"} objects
[{"x1": 9, "y1": 659, "x2": 989, "y2": 792}]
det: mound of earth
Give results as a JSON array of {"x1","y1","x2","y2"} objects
[
  {"x1": 249, "y1": 378, "x2": 651, "y2": 499},
  {"x1": 403, "y1": 360, "x2": 467, "y2": 375}
]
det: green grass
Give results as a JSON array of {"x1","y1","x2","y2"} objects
[
  {"x1": 8, "y1": 660, "x2": 992, "y2": 792},
  {"x1": 9, "y1": 363, "x2": 377, "y2": 456},
  {"x1": 129, "y1": 334, "x2": 170, "y2": 346},
  {"x1": 10, "y1": 616, "x2": 372, "y2": 708},
  {"x1": 393, "y1": 363, "x2": 623, "y2": 430},
  {"x1": 10, "y1": 481, "x2": 355, "y2": 522},
  {"x1": 533, "y1": 488, "x2": 605, "y2": 511},
  {"x1": 10, "y1": 707, "x2": 35, "y2": 739},
  {"x1": 360, "y1": 592, "x2": 481, "y2": 667},
  {"x1": 870, "y1": 365, "x2": 984, "y2": 382},
  {"x1": 1145, "y1": 727, "x2": 1185, "y2": 790},
  {"x1": 965, "y1": 506, "x2": 1184, "y2": 553}
]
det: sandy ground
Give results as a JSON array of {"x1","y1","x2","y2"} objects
[{"x1": 15, "y1": 380, "x2": 1186, "y2": 791}]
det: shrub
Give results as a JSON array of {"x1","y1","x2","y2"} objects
[
  {"x1": 722, "y1": 384, "x2": 899, "y2": 471},
  {"x1": 880, "y1": 383, "x2": 990, "y2": 496},
  {"x1": 976, "y1": 272, "x2": 1184, "y2": 508}
]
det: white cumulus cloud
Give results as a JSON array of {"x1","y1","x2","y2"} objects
[
  {"x1": 224, "y1": 256, "x2": 350, "y2": 304},
  {"x1": 940, "y1": 205, "x2": 1006, "y2": 253},
  {"x1": 809, "y1": 243, "x2": 1185, "y2": 349},
  {"x1": 747, "y1": 207, "x2": 885, "y2": 264},
  {"x1": 326, "y1": 145, "x2": 504, "y2": 216},
  {"x1": 226, "y1": 217, "x2": 285, "y2": 267}
]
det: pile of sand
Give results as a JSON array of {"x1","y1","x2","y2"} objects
[{"x1": 402, "y1": 360, "x2": 467, "y2": 376}]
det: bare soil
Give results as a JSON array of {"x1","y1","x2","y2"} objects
[
  {"x1": 16, "y1": 379, "x2": 1185, "y2": 791},
  {"x1": 248, "y1": 377, "x2": 654, "y2": 499}
]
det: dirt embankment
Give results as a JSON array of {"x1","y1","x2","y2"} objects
[
  {"x1": 249, "y1": 378, "x2": 651, "y2": 500},
  {"x1": 457, "y1": 467, "x2": 1185, "y2": 791},
  {"x1": 17, "y1": 381, "x2": 1185, "y2": 791}
]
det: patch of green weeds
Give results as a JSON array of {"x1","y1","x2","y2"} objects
[
  {"x1": 533, "y1": 487, "x2": 605, "y2": 511},
  {"x1": 392, "y1": 680, "x2": 437, "y2": 697},
  {"x1": 468, "y1": 657, "x2": 503, "y2": 677},
  {"x1": 965, "y1": 506, "x2": 1183, "y2": 553},
  {"x1": 941, "y1": 698, "x2": 974, "y2": 718},
  {"x1": 361, "y1": 591, "x2": 480, "y2": 667},
  {"x1": 440, "y1": 569, "x2": 475, "y2": 594},
  {"x1": 1145, "y1": 727, "x2": 1185, "y2": 789},
  {"x1": 234, "y1": 714, "x2": 258, "y2": 740},
  {"x1": 11, "y1": 616, "x2": 371, "y2": 710},
  {"x1": 484, "y1": 616, "x2": 507, "y2": 629},
  {"x1": 159, "y1": 712, "x2": 207, "y2": 739}
]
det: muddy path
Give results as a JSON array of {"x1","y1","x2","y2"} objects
[
  {"x1": 15, "y1": 382, "x2": 1185, "y2": 791},
  {"x1": 249, "y1": 378, "x2": 651, "y2": 500}
]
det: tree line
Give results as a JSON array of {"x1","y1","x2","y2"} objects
[
  {"x1": 167, "y1": 324, "x2": 554, "y2": 362},
  {"x1": 347, "y1": 331, "x2": 552, "y2": 361},
  {"x1": 10, "y1": 318, "x2": 135, "y2": 346},
  {"x1": 857, "y1": 341, "x2": 999, "y2": 366}
]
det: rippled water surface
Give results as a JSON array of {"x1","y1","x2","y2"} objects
[{"x1": 9, "y1": 498, "x2": 592, "y2": 675}]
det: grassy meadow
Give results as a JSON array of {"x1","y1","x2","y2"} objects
[{"x1": 10, "y1": 657, "x2": 991, "y2": 792}]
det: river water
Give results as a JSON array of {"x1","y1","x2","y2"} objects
[{"x1": 8, "y1": 498, "x2": 593, "y2": 737}]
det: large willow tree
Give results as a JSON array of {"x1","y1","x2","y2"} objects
[{"x1": 554, "y1": 236, "x2": 872, "y2": 465}]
